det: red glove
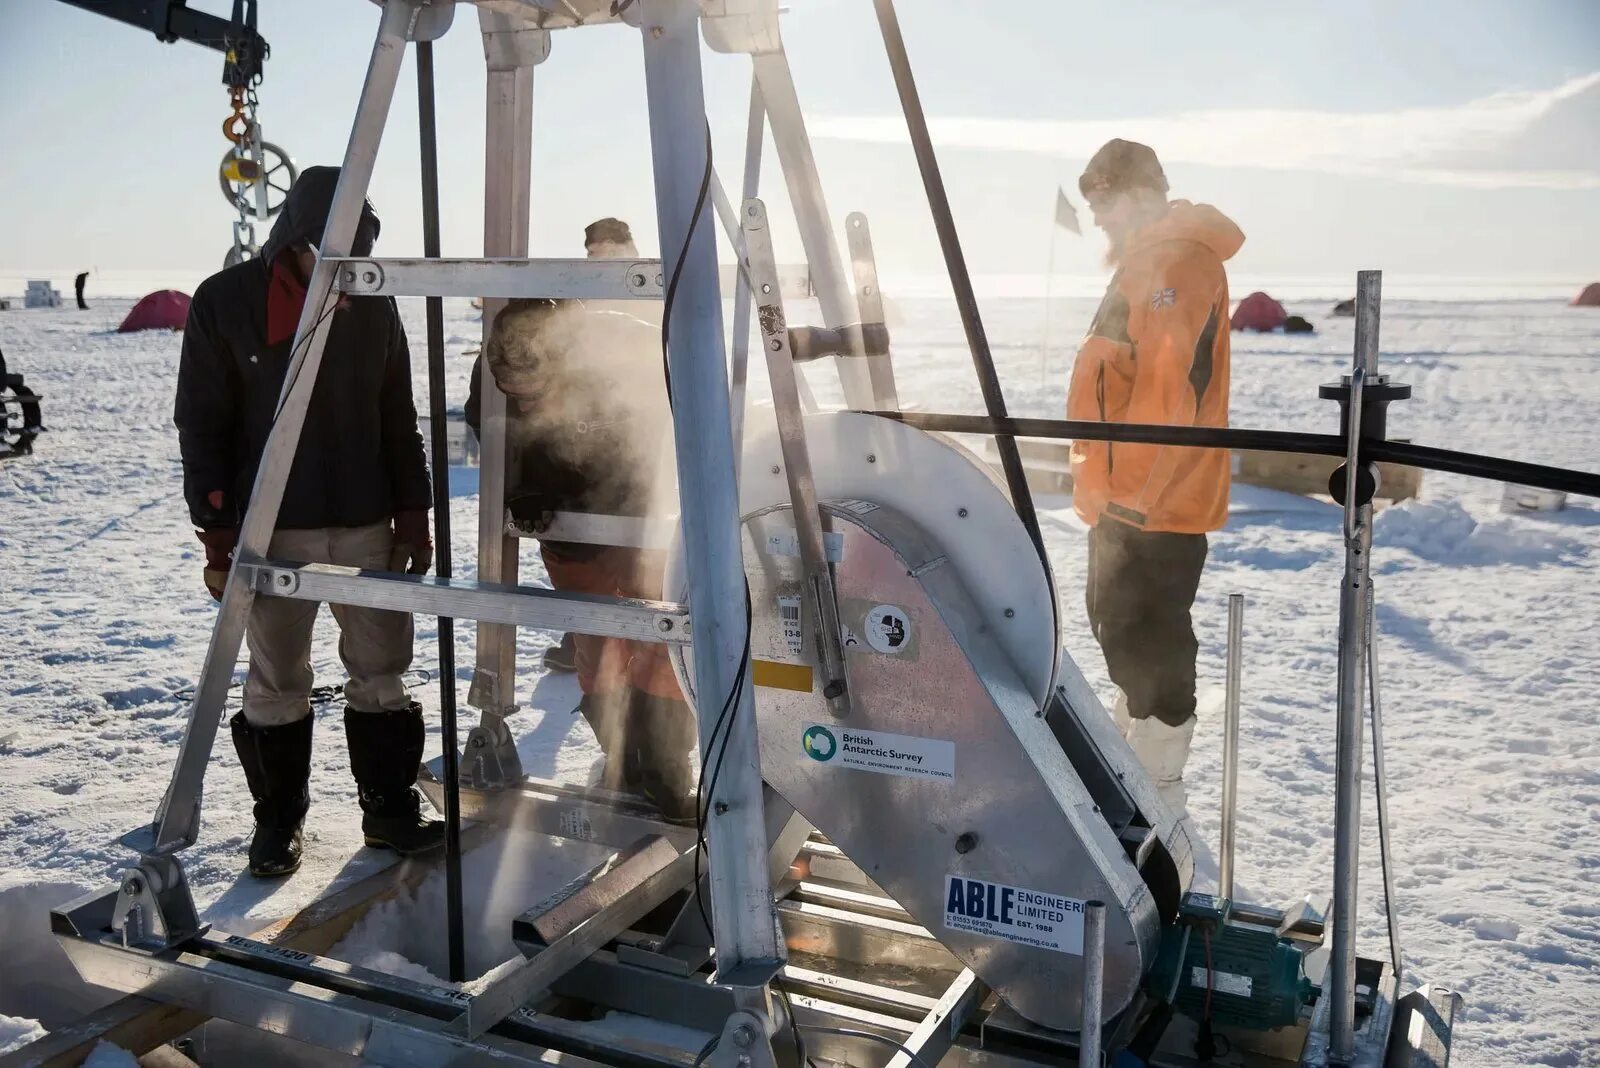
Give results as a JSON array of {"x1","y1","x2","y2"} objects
[
  {"x1": 196, "y1": 527, "x2": 238, "y2": 601},
  {"x1": 390, "y1": 509, "x2": 434, "y2": 575}
]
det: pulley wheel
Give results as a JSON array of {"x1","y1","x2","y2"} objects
[{"x1": 218, "y1": 142, "x2": 298, "y2": 219}]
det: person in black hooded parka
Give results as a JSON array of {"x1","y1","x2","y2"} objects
[{"x1": 174, "y1": 166, "x2": 443, "y2": 877}]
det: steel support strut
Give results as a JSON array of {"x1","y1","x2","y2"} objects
[
  {"x1": 464, "y1": 7, "x2": 548, "y2": 789},
  {"x1": 131, "y1": 0, "x2": 418, "y2": 887},
  {"x1": 1330, "y1": 270, "x2": 1382, "y2": 1062},
  {"x1": 638, "y1": 0, "x2": 783, "y2": 982}
]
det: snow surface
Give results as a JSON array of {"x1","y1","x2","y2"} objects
[{"x1": 1, "y1": 292, "x2": 1597, "y2": 1065}]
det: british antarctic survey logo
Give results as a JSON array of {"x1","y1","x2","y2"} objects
[{"x1": 802, "y1": 725, "x2": 837, "y2": 762}]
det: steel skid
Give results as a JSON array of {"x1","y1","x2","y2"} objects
[{"x1": 49, "y1": 2, "x2": 1459, "y2": 1067}]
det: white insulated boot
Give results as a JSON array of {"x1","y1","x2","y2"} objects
[
  {"x1": 1107, "y1": 689, "x2": 1134, "y2": 738},
  {"x1": 1125, "y1": 714, "x2": 1196, "y2": 818}
]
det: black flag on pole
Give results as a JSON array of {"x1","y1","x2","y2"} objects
[{"x1": 1054, "y1": 186, "x2": 1080, "y2": 235}]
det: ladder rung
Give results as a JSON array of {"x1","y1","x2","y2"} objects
[
  {"x1": 323, "y1": 257, "x2": 816, "y2": 302},
  {"x1": 326, "y1": 257, "x2": 664, "y2": 300},
  {"x1": 234, "y1": 560, "x2": 690, "y2": 643},
  {"x1": 505, "y1": 509, "x2": 677, "y2": 550}
]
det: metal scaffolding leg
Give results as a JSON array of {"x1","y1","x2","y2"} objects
[
  {"x1": 639, "y1": 0, "x2": 783, "y2": 982},
  {"x1": 128, "y1": 0, "x2": 419, "y2": 880},
  {"x1": 464, "y1": 8, "x2": 548, "y2": 787},
  {"x1": 751, "y1": 50, "x2": 882, "y2": 410},
  {"x1": 1330, "y1": 269, "x2": 1382, "y2": 1062}
]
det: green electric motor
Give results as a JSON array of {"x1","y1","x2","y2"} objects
[{"x1": 1149, "y1": 894, "x2": 1317, "y2": 1032}]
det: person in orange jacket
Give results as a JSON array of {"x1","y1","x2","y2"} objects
[{"x1": 1066, "y1": 139, "x2": 1244, "y2": 816}]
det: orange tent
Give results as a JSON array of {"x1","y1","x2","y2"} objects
[{"x1": 1572, "y1": 283, "x2": 1600, "y2": 307}]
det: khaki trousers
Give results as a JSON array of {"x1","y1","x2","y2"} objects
[{"x1": 241, "y1": 520, "x2": 414, "y2": 727}]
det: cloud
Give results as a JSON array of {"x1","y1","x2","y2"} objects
[{"x1": 810, "y1": 73, "x2": 1600, "y2": 190}]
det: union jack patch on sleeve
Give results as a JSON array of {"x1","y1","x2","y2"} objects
[{"x1": 1150, "y1": 288, "x2": 1177, "y2": 310}]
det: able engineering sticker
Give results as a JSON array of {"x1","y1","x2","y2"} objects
[
  {"x1": 801, "y1": 724, "x2": 954, "y2": 782},
  {"x1": 943, "y1": 875, "x2": 1085, "y2": 955}
]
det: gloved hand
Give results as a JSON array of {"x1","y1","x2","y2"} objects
[
  {"x1": 196, "y1": 527, "x2": 238, "y2": 601},
  {"x1": 390, "y1": 509, "x2": 434, "y2": 575},
  {"x1": 507, "y1": 489, "x2": 564, "y2": 533}
]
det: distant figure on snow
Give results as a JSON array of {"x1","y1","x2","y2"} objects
[
  {"x1": 1067, "y1": 138, "x2": 1244, "y2": 818},
  {"x1": 74, "y1": 272, "x2": 89, "y2": 310},
  {"x1": 174, "y1": 166, "x2": 443, "y2": 878}
]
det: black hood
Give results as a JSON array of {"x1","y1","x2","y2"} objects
[{"x1": 260, "y1": 165, "x2": 381, "y2": 263}]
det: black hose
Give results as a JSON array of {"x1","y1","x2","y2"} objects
[
  {"x1": 416, "y1": 38, "x2": 465, "y2": 986},
  {"x1": 866, "y1": 410, "x2": 1600, "y2": 500}
]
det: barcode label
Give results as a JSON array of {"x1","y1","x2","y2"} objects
[{"x1": 778, "y1": 596, "x2": 804, "y2": 657}]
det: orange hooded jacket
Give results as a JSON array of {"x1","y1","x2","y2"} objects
[{"x1": 1066, "y1": 201, "x2": 1245, "y2": 534}]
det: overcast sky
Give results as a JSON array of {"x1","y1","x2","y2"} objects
[{"x1": 2, "y1": 1, "x2": 1596, "y2": 294}]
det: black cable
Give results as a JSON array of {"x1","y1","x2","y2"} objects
[
  {"x1": 774, "y1": 975, "x2": 809, "y2": 1068},
  {"x1": 795, "y1": 1026, "x2": 934, "y2": 1068},
  {"x1": 658, "y1": 121, "x2": 715, "y2": 411},
  {"x1": 270, "y1": 275, "x2": 341, "y2": 424},
  {"x1": 648, "y1": 112, "x2": 760, "y2": 946}
]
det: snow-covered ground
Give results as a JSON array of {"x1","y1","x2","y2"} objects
[{"x1": 1, "y1": 290, "x2": 1597, "y2": 1065}]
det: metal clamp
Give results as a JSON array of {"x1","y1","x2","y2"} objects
[
  {"x1": 332, "y1": 259, "x2": 387, "y2": 294},
  {"x1": 110, "y1": 855, "x2": 207, "y2": 953},
  {"x1": 240, "y1": 561, "x2": 300, "y2": 596}
]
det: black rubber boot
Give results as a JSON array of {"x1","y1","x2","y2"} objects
[
  {"x1": 578, "y1": 690, "x2": 630, "y2": 790},
  {"x1": 620, "y1": 690, "x2": 700, "y2": 826},
  {"x1": 344, "y1": 702, "x2": 446, "y2": 855},
  {"x1": 229, "y1": 712, "x2": 312, "y2": 878},
  {"x1": 542, "y1": 632, "x2": 578, "y2": 673}
]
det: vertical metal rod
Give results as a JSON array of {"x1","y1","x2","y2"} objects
[
  {"x1": 1219, "y1": 593, "x2": 1244, "y2": 901},
  {"x1": 1330, "y1": 269, "x2": 1382, "y2": 1062},
  {"x1": 415, "y1": 37, "x2": 465, "y2": 986},
  {"x1": 468, "y1": 10, "x2": 541, "y2": 726},
  {"x1": 743, "y1": 200, "x2": 850, "y2": 717},
  {"x1": 639, "y1": 0, "x2": 781, "y2": 974},
  {"x1": 1367, "y1": 594, "x2": 1404, "y2": 988},
  {"x1": 750, "y1": 51, "x2": 877, "y2": 409},
  {"x1": 868, "y1": 0, "x2": 1053, "y2": 594},
  {"x1": 148, "y1": 0, "x2": 417, "y2": 852},
  {"x1": 727, "y1": 73, "x2": 764, "y2": 475},
  {"x1": 1080, "y1": 899, "x2": 1106, "y2": 1066}
]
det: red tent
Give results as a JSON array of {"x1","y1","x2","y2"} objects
[
  {"x1": 1572, "y1": 283, "x2": 1600, "y2": 307},
  {"x1": 1232, "y1": 291, "x2": 1287, "y2": 332},
  {"x1": 117, "y1": 290, "x2": 190, "y2": 333}
]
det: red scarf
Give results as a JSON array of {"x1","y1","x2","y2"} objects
[{"x1": 266, "y1": 252, "x2": 308, "y2": 346}]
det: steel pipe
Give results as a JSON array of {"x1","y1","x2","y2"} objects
[
  {"x1": 1330, "y1": 270, "x2": 1382, "y2": 1061},
  {"x1": 1080, "y1": 899, "x2": 1106, "y2": 1066},
  {"x1": 1220, "y1": 594, "x2": 1244, "y2": 902}
]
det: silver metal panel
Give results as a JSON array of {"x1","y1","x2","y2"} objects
[
  {"x1": 715, "y1": 411, "x2": 1057, "y2": 708},
  {"x1": 750, "y1": 503, "x2": 1161, "y2": 1030},
  {"x1": 327, "y1": 256, "x2": 664, "y2": 299},
  {"x1": 238, "y1": 561, "x2": 690, "y2": 643}
]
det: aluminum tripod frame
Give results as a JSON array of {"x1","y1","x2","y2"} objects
[{"x1": 115, "y1": 2, "x2": 804, "y2": 995}]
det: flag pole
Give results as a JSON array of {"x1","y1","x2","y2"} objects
[{"x1": 1040, "y1": 199, "x2": 1060, "y2": 388}]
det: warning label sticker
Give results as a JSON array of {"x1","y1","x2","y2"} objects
[
  {"x1": 802, "y1": 724, "x2": 954, "y2": 782},
  {"x1": 943, "y1": 875, "x2": 1085, "y2": 955}
]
